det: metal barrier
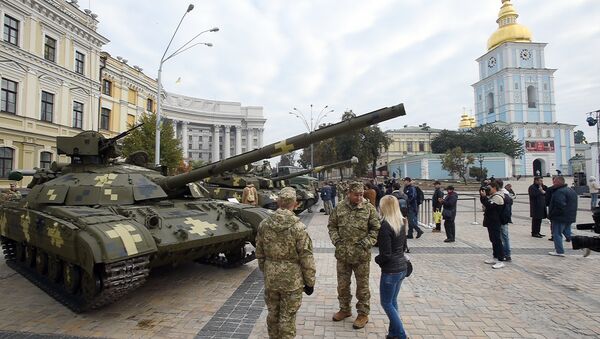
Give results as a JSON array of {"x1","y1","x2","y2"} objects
[{"x1": 418, "y1": 196, "x2": 479, "y2": 226}]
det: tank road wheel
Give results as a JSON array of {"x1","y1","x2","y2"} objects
[
  {"x1": 225, "y1": 247, "x2": 244, "y2": 264},
  {"x1": 35, "y1": 250, "x2": 48, "y2": 276},
  {"x1": 63, "y1": 263, "x2": 81, "y2": 294},
  {"x1": 47, "y1": 255, "x2": 62, "y2": 283},
  {"x1": 81, "y1": 271, "x2": 101, "y2": 301},
  {"x1": 25, "y1": 245, "x2": 36, "y2": 268}
]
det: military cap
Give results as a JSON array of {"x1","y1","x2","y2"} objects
[
  {"x1": 348, "y1": 181, "x2": 365, "y2": 193},
  {"x1": 278, "y1": 187, "x2": 297, "y2": 203}
]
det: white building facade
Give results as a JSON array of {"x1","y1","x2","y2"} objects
[
  {"x1": 162, "y1": 93, "x2": 265, "y2": 163},
  {"x1": 472, "y1": 0, "x2": 575, "y2": 176}
]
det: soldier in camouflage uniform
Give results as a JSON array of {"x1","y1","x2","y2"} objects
[
  {"x1": 0, "y1": 183, "x2": 21, "y2": 203},
  {"x1": 328, "y1": 181, "x2": 380, "y2": 329},
  {"x1": 256, "y1": 186, "x2": 316, "y2": 339}
]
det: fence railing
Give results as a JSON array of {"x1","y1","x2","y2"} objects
[{"x1": 419, "y1": 197, "x2": 480, "y2": 226}]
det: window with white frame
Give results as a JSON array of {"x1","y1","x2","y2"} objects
[
  {"x1": 40, "y1": 151, "x2": 52, "y2": 169},
  {"x1": 73, "y1": 101, "x2": 83, "y2": 129},
  {"x1": 44, "y1": 35, "x2": 57, "y2": 62},
  {"x1": 3, "y1": 15, "x2": 19, "y2": 46},
  {"x1": 41, "y1": 91, "x2": 54, "y2": 122},
  {"x1": 1, "y1": 78, "x2": 17, "y2": 114}
]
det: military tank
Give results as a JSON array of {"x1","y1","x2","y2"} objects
[
  {"x1": 270, "y1": 157, "x2": 359, "y2": 213},
  {"x1": 0, "y1": 104, "x2": 405, "y2": 312}
]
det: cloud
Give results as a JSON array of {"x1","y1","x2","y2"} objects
[{"x1": 91, "y1": 0, "x2": 600, "y2": 145}]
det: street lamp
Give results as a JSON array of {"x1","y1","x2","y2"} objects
[
  {"x1": 289, "y1": 104, "x2": 334, "y2": 171},
  {"x1": 419, "y1": 123, "x2": 432, "y2": 153},
  {"x1": 155, "y1": 4, "x2": 218, "y2": 166},
  {"x1": 477, "y1": 154, "x2": 485, "y2": 181},
  {"x1": 586, "y1": 110, "x2": 600, "y2": 179}
]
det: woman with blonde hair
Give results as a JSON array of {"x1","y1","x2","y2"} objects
[{"x1": 375, "y1": 195, "x2": 409, "y2": 339}]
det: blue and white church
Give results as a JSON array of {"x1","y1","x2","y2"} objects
[{"x1": 472, "y1": 0, "x2": 575, "y2": 176}]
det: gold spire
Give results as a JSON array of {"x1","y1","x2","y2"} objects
[
  {"x1": 487, "y1": 0, "x2": 532, "y2": 50},
  {"x1": 458, "y1": 109, "x2": 476, "y2": 130}
]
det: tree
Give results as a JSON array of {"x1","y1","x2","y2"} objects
[
  {"x1": 431, "y1": 124, "x2": 524, "y2": 158},
  {"x1": 441, "y1": 147, "x2": 474, "y2": 184},
  {"x1": 190, "y1": 160, "x2": 205, "y2": 169},
  {"x1": 121, "y1": 112, "x2": 183, "y2": 172},
  {"x1": 574, "y1": 130, "x2": 587, "y2": 144},
  {"x1": 279, "y1": 152, "x2": 296, "y2": 166},
  {"x1": 469, "y1": 166, "x2": 488, "y2": 182},
  {"x1": 362, "y1": 125, "x2": 391, "y2": 178}
]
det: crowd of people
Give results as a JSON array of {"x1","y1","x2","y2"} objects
[{"x1": 251, "y1": 174, "x2": 597, "y2": 339}]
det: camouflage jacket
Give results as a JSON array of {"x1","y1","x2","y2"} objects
[
  {"x1": 328, "y1": 198, "x2": 380, "y2": 264},
  {"x1": 256, "y1": 209, "x2": 316, "y2": 292}
]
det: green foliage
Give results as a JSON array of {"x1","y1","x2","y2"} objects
[
  {"x1": 431, "y1": 124, "x2": 524, "y2": 158},
  {"x1": 469, "y1": 166, "x2": 488, "y2": 182},
  {"x1": 441, "y1": 147, "x2": 474, "y2": 184},
  {"x1": 190, "y1": 160, "x2": 205, "y2": 169},
  {"x1": 279, "y1": 152, "x2": 296, "y2": 166},
  {"x1": 574, "y1": 130, "x2": 587, "y2": 144},
  {"x1": 121, "y1": 112, "x2": 182, "y2": 171}
]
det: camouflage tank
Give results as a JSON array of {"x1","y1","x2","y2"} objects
[
  {"x1": 270, "y1": 157, "x2": 359, "y2": 213},
  {"x1": 0, "y1": 104, "x2": 405, "y2": 312}
]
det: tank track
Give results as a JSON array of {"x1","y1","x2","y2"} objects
[{"x1": 1, "y1": 238, "x2": 150, "y2": 313}]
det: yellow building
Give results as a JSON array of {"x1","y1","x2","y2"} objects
[
  {"x1": 377, "y1": 126, "x2": 442, "y2": 170},
  {"x1": 100, "y1": 52, "x2": 157, "y2": 136},
  {"x1": 0, "y1": 0, "x2": 108, "y2": 186}
]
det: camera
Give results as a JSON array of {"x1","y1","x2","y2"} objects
[{"x1": 480, "y1": 185, "x2": 491, "y2": 196}]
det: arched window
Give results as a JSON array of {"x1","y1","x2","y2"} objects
[
  {"x1": 40, "y1": 151, "x2": 52, "y2": 169},
  {"x1": 0, "y1": 147, "x2": 14, "y2": 178},
  {"x1": 527, "y1": 85, "x2": 537, "y2": 108},
  {"x1": 487, "y1": 92, "x2": 494, "y2": 114}
]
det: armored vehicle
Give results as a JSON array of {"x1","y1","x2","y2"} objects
[
  {"x1": 0, "y1": 104, "x2": 405, "y2": 312},
  {"x1": 270, "y1": 157, "x2": 359, "y2": 213}
]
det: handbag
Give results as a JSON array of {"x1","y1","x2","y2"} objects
[
  {"x1": 405, "y1": 254, "x2": 413, "y2": 277},
  {"x1": 433, "y1": 210, "x2": 442, "y2": 224}
]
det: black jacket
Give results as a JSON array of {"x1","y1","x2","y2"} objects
[
  {"x1": 481, "y1": 192, "x2": 504, "y2": 228},
  {"x1": 442, "y1": 191, "x2": 458, "y2": 220},
  {"x1": 432, "y1": 188, "x2": 444, "y2": 210},
  {"x1": 548, "y1": 184, "x2": 578, "y2": 224},
  {"x1": 375, "y1": 219, "x2": 407, "y2": 273},
  {"x1": 528, "y1": 183, "x2": 547, "y2": 219}
]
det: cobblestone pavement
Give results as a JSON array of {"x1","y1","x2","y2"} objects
[{"x1": 1, "y1": 192, "x2": 600, "y2": 338}]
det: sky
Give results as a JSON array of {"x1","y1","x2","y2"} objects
[{"x1": 89, "y1": 0, "x2": 600, "y2": 146}]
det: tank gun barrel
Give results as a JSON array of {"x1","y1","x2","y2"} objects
[
  {"x1": 99, "y1": 123, "x2": 144, "y2": 152},
  {"x1": 273, "y1": 157, "x2": 359, "y2": 181},
  {"x1": 159, "y1": 104, "x2": 405, "y2": 192}
]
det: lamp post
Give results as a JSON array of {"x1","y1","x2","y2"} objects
[
  {"x1": 155, "y1": 4, "x2": 218, "y2": 166},
  {"x1": 586, "y1": 110, "x2": 600, "y2": 179},
  {"x1": 477, "y1": 153, "x2": 485, "y2": 181},
  {"x1": 419, "y1": 123, "x2": 432, "y2": 153},
  {"x1": 289, "y1": 105, "x2": 334, "y2": 171}
]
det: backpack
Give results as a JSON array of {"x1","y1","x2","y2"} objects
[
  {"x1": 392, "y1": 191, "x2": 408, "y2": 214},
  {"x1": 500, "y1": 193, "x2": 513, "y2": 225},
  {"x1": 415, "y1": 186, "x2": 424, "y2": 206}
]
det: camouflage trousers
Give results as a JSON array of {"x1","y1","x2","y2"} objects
[
  {"x1": 336, "y1": 259, "x2": 371, "y2": 315},
  {"x1": 264, "y1": 288, "x2": 303, "y2": 339}
]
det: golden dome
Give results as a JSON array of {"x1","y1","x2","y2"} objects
[
  {"x1": 459, "y1": 114, "x2": 476, "y2": 130},
  {"x1": 487, "y1": 0, "x2": 532, "y2": 50}
]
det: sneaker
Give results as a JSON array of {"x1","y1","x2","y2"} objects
[
  {"x1": 492, "y1": 262, "x2": 505, "y2": 269},
  {"x1": 416, "y1": 230, "x2": 424, "y2": 239},
  {"x1": 484, "y1": 258, "x2": 497, "y2": 264},
  {"x1": 548, "y1": 251, "x2": 565, "y2": 257},
  {"x1": 583, "y1": 248, "x2": 591, "y2": 258},
  {"x1": 504, "y1": 256, "x2": 512, "y2": 262}
]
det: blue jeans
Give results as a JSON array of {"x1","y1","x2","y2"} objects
[
  {"x1": 380, "y1": 271, "x2": 407, "y2": 339},
  {"x1": 592, "y1": 193, "x2": 598, "y2": 209},
  {"x1": 408, "y1": 210, "x2": 421, "y2": 236},
  {"x1": 501, "y1": 224, "x2": 511, "y2": 257},
  {"x1": 552, "y1": 222, "x2": 572, "y2": 254}
]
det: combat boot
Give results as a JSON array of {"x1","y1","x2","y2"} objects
[
  {"x1": 332, "y1": 310, "x2": 352, "y2": 321},
  {"x1": 352, "y1": 313, "x2": 369, "y2": 329}
]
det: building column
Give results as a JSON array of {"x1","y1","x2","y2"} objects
[
  {"x1": 181, "y1": 121, "x2": 189, "y2": 162},
  {"x1": 258, "y1": 128, "x2": 264, "y2": 147},
  {"x1": 223, "y1": 125, "x2": 231, "y2": 158},
  {"x1": 235, "y1": 125, "x2": 242, "y2": 155},
  {"x1": 212, "y1": 125, "x2": 221, "y2": 162},
  {"x1": 171, "y1": 119, "x2": 178, "y2": 137}
]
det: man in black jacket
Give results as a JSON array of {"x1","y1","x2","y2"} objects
[
  {"x1": 431, "y1": 181, "x2": 444, "y2": 233},
  {"x1": 528, "y1": 176, "x2": 547, "y2": 238},
  {"x1": 480, "y1": 181, "x2": 506, "y2": 269},
  {"x1": 548, "y1": 176, "x2": 578, "y2": 257},
  {"x1": 440, "y1": 185, "x2": 457, "y2": 242}
]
